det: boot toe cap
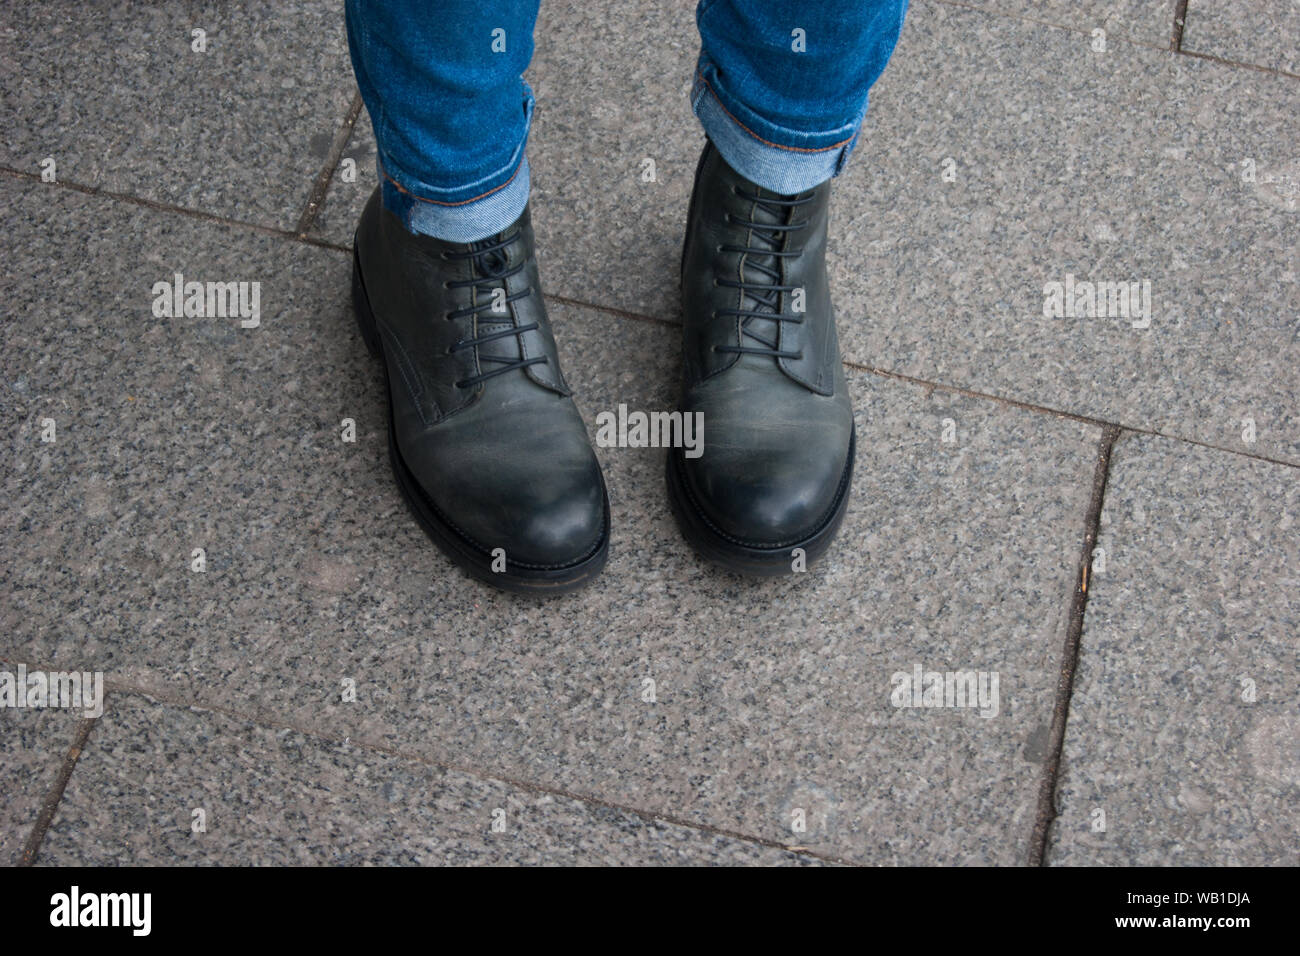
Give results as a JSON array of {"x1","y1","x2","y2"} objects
[
  {"x1": 503, "y1": 473, "x2": 607, "y2": 567},
  {"x1": 404, "y1": 423, "x2": 608, "y2": 569},
  {"x1": 681, "y1": 436, "x2": 850, "y2": 547}
]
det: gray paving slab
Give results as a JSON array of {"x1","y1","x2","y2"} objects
[
  {"x1": 965, "y1": 0, "x2": 1177, "y2": 47},
  {"x1": 1047, "y1": 434, "x2": 1300, "y2": 866},
  {"x1": 0, "y1": 687, "x2": 83, "y2": 865},
  {"x1": 2, "y1": 177, "x2": 1103, "y2": 863},
  {"x1": 37, "y1": 693, "x2": 813, "y2": 865},
  {"x1": 839, "y1": 0, "x2": 1300, "y2": 465},
  {"x1": 307, "y1": 101, "x2": 375, "y2": 247},
  {"x1": 1183, "y1": 0, "x2": 1300, "y2": 75},
  {"x1": 526, "y1": 0, "x2": 700, "y2": 320},
  {"x1": 0, "y1": 0, "x2": 356, "y2": 230}
]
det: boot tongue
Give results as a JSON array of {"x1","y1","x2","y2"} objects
[
  {"x1": 470, "y1": 233, "x2": 525, "y2": 377},
  {"x1": 737, "y1": 191, "x2": 789, "y2": 354}
]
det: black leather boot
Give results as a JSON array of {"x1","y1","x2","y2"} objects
[
  {"x1": 352, "y1": 188, "x2": 609, "y2": 593},
  {"x1": 668, "y1": 140, "x2": 855, "y2": 575}
]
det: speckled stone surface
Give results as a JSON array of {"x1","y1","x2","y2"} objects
[
  {"x1": 1183, "y1": 0, "x2": 1300, "y2": 74},
  {"x1": 965, "y1": 0, "x2": 1177, "y2": 47},
  {"x1": 1047, "y1": 434, "x2": 1300, "y2": 866},
  {"x1": 0, "y1": 0, "x2": 356, "y2": 230},
  {"x1": 38, "y1": 693, "x2": 814, "y2": 865},
  {"x1": 834, "y1": 0, "x2": 1300, "y2": 464},
  {"x1": 0, "y1": 692, "x2": 81, "y2": 864},
  {"x1": 307, "y1": 101, "x2": 375, "y2": 247},
  {"x1": 1, "y1": 177, "x2": 1103, "y2": 863},
  {"x1": 527, "y1": 0, "x2": 700, "y2": 319}
]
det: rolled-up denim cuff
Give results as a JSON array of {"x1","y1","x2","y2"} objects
[
  {"x1": 379, "y1": 154, "x2": 530, "y2": 243},
  {"x1": 377, "y1": 90, "x2": 534, "y2": 243},
  {"x1": 690, "y1": 53, "x2": 864, "y2": 195}
]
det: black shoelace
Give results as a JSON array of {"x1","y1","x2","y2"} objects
[
  {"x1": 714, "y1": 187, "x2": 814, "y2": 361},
  {"x1": 441, "y1": 230, "x2": 547, "y2": 389}
]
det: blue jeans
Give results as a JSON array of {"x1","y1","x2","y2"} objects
[{"x1": 345, "y1": 0, "x2": 908, "y2": 242}]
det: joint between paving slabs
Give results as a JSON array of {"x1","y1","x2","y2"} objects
[
  {"x1": 296, "y1": 90, "x2": 365, "y2": 238},
  {"x1": 1172, "y1": 0, "x2": 1189, "y2": 51},
  {"x1": 17, "y1": 709, "x2": 102, "y2": 866},
  {"x1": 6, "y1": 679, "x2": 851, "y2": 866},
  {"x1": 2, "y1": 167, "x2": 1295, "y2": 472},
  {"x1": 1027, "y1": 423, "x2": 1122, "y2": 865}
]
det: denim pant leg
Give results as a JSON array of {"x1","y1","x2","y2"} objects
[
  {"x1": 345, "y1": 0, "x2": 540, "y2": 242},
  {"x1": 692, "y1": 0, "x2": 909, "y2": 194}
]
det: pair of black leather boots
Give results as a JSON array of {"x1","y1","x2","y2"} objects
[{"x1": 352, "y1": 140, "x2": 854, "y2": 593}]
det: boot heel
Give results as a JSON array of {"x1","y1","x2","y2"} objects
[{"x1": 351, "y1": 244, "x2": 382, "y2": 360}]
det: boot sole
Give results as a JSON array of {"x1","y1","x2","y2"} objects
[
  {"x1": 665, "y1": 427, "x2": 854, "y2": 577},
  {"x1": 351, "y1": 246, "x2": 610, "y2": 595}
]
